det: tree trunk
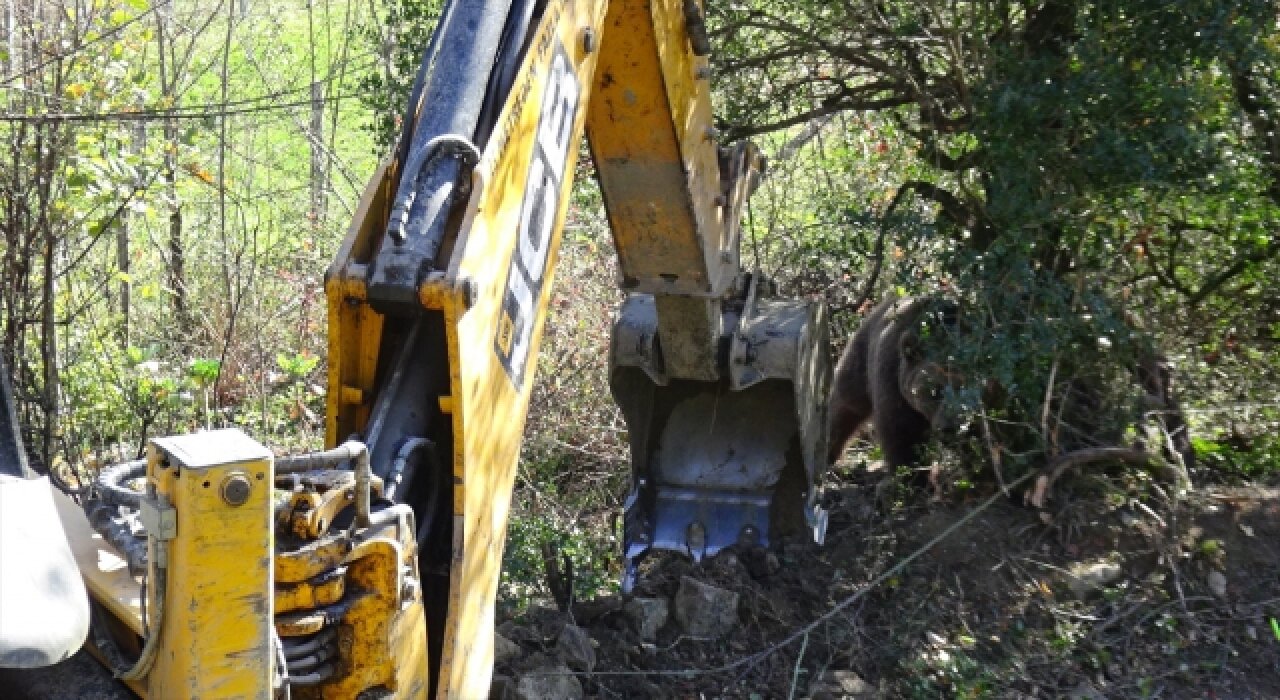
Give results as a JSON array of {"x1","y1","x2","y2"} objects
[{"x1": 156, "y1": 6, "x2": 188, "y2": 333}]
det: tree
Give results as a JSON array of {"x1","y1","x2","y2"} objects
[{"x1": 711, "y1": 0, "x2": 1280, "y2": 472}]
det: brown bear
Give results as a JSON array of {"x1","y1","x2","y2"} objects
[
  {"x1": 827, "y1": 296, "x2": 1195, "y2": 472},
  {"x1": 826, "y1": 296, "x2": 959, "y2": 470}
]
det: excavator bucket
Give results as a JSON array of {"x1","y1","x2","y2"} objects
[{"x1": 610, "y1": 276, "x2": 832, "y2": 591}]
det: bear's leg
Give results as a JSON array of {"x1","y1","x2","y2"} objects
[
  {"x1": 827, "y1": 317, "x2": 878, "y2": 465},
  {"x1": 874, "y1": 402, "x2": 932, "y2": 473},
  {"x1": 828, "y1": 395, "x2": 872, "y2": 465}
]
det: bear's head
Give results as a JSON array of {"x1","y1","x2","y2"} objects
[{"x1": 895, "y1": 299, "x2": 965, "y2": 433}]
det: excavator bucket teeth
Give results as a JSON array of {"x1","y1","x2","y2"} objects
[{"x1": 610, "y1": 292, "x2": 832, "y2": 591}]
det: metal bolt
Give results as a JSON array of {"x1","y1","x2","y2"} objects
[
  {"x1": 582, "y1": 28, "x2": 597, "y2": 54},
  {"x1": 459, "y1": 277, "x2": 477, "y2": 309},
  {"x1": 719, "y1": 250, "x2": 733, "y2": 263},
  {"x1": 401, "y1": 577, "x2": 420, "y2": 602},
  {"x1": 704, "y1": 126, "x2": 720, "y2": 141},
  {"x1": 695, "y1": 65, "x2": 711, "y2": 80},
  {"x1": 220, "y1": 473, "x2": 252, "y2": 507}
]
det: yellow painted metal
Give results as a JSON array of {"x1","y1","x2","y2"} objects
[
  {"x1": 317, "y1": 0, "x2": 756, "y2": 695},
  {"x1": 325, "y1": 2, "x2": 608, "y2": 697},
  {"x1": 585, "y1": 0, "x2": 732, "y2": 297},
  {"x1": 274, "y1": 568, "x2": 345, "y2": 615},
  {"x1": 324, "y1": 157, "x2": 393, "y2": 446},
  {"x1": 319, "y1": 537, "x2": 428, "y2": 699},
  {"x1": 272, "y1": 506, "x2": 428, "y2": 698},
  {"x1": 424, "y1": 3, "x2": 611, "y2": 695},
  {"x1": 279, "y1": 470, "x2": 385, "y2": 539},
  {"x1": 145, "y1": 429, "x2": 274, "y2": 700},
  {"x1": 275, "y1": 536, "x2": 351, "y2": 584}
]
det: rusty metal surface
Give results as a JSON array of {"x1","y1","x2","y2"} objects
[{"x1": 277, "y1": 469, "x2": 385, "y2": 540}]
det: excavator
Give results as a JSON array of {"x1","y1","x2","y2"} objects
[{"x1": 0, "y1": 0, "x2": 831, "y2": 697}]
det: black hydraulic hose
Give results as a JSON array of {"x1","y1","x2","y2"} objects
[
  {"x1": 385, "y1": 437, "x2": 431, "y2": 501},
  {"x1": 384, "y1": 0, "x2": 514, "y2": 249},
  {"x1": 281, "y1": 629, "x2": 336, "y2": 659},
  {"x1": 395, "y1": 0, "x2": 457, "y2": 173},
  {"x1": 474, "y1": 0, "x2": 541, "y2": 150},
  {"x1": 94, "y1": 459, "x2": 146, "y2": 508}
]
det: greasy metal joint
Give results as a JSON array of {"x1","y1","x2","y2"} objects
[
  {"x1": 275, "y1": 441, "x2": 372, "y2": 528},
  {"x1": 343, "y1": 442, "x2": 373, "y2": 529},
  {"x1": 416, "y1": 274, "x2": 454, "y2": 310},
  {"x1": 387, "y1": 135, "x2": 482, "y2": 246}
]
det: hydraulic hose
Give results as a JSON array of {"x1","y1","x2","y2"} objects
[
  {"x1": 99, "y1": 485, "x2": 168, "y2": 682},
  {"x1": 94, "y1": 459, "x2": 146, "y2": 508},
  {"x1": 385, "y1": 437, "x2": 431, "y2": 502}
]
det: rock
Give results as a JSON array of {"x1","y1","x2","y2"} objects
[
  {"x1": 571, "y1": 594, "x2": 623, "y2": 624},
  {"x1": 490, "y1": 673, "x2": 516, "y2": 699},
  {"x1": 808, "y1": 669, "x2": 877, "y2": 699},
  {"x1": 515, "y1": 661, "x2": 583, "y2": 700},
  {"x1": 740, "y1": 546, "x2": 782, "y2": 579},
  {"x1": 527, "y1": 604, "x2": 569, "y2": 639},
  {"x1": 494, "y1": 633, "x2": 522, "y2": 666},
  {"x1": 673, "y1": 576, "x2": 739, "y2": 638},
  {"x1": 555, "y1": 623, "x2": 596, "y2": 672},
  {"x1": 1068, "y1": 680, "x2": 1105, "y2": 700},
  {"x1": 706, "y1": 549, "x2": 749, "y2": 580},
  {"x1": 631, "y1": 679, "x2": 666, "y2": 699},
  {"x1": 1207, "y1": 570, "x2": 1228, "y2": 598},
  {"x1": 1066, "y1": 557, "x2": 1123, "y2": 598},
  {"x1": 624, "y1": 597, "x2": 669, "y2": 641}
]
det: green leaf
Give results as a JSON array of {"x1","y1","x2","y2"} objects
[
  {"x1": 188, "y1": 358, "x2": 221, "y2": 385},
  {"x1": 125, "y1": 0, "x2": 149, "y2": 10}
]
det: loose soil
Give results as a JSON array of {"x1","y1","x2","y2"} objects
[
  {"x1": 498, "y1": 463, "x2": 1280, "y2": 699},
  {"x1": 4, "y1": 463, "x2": 1277, "y2": 698}
]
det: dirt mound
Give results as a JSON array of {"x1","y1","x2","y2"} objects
[{"x1": 495, "y1": 470, "x2": 1280, "y2": 698}]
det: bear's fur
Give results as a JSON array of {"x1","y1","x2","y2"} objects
[
  {"x1": 826, "y1": 296, "x2": 957, "y2": 469},
  {"x1": 827, "y1": 296, "x2": 1196, "y2": 471}
]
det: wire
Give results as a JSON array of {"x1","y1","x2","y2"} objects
[
  {"x1": 0, "y1": 91, "x2": 372, "y2": 124},
  {"x1": 0, "y1": 50, "x2": 380, "y2": 124}
]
